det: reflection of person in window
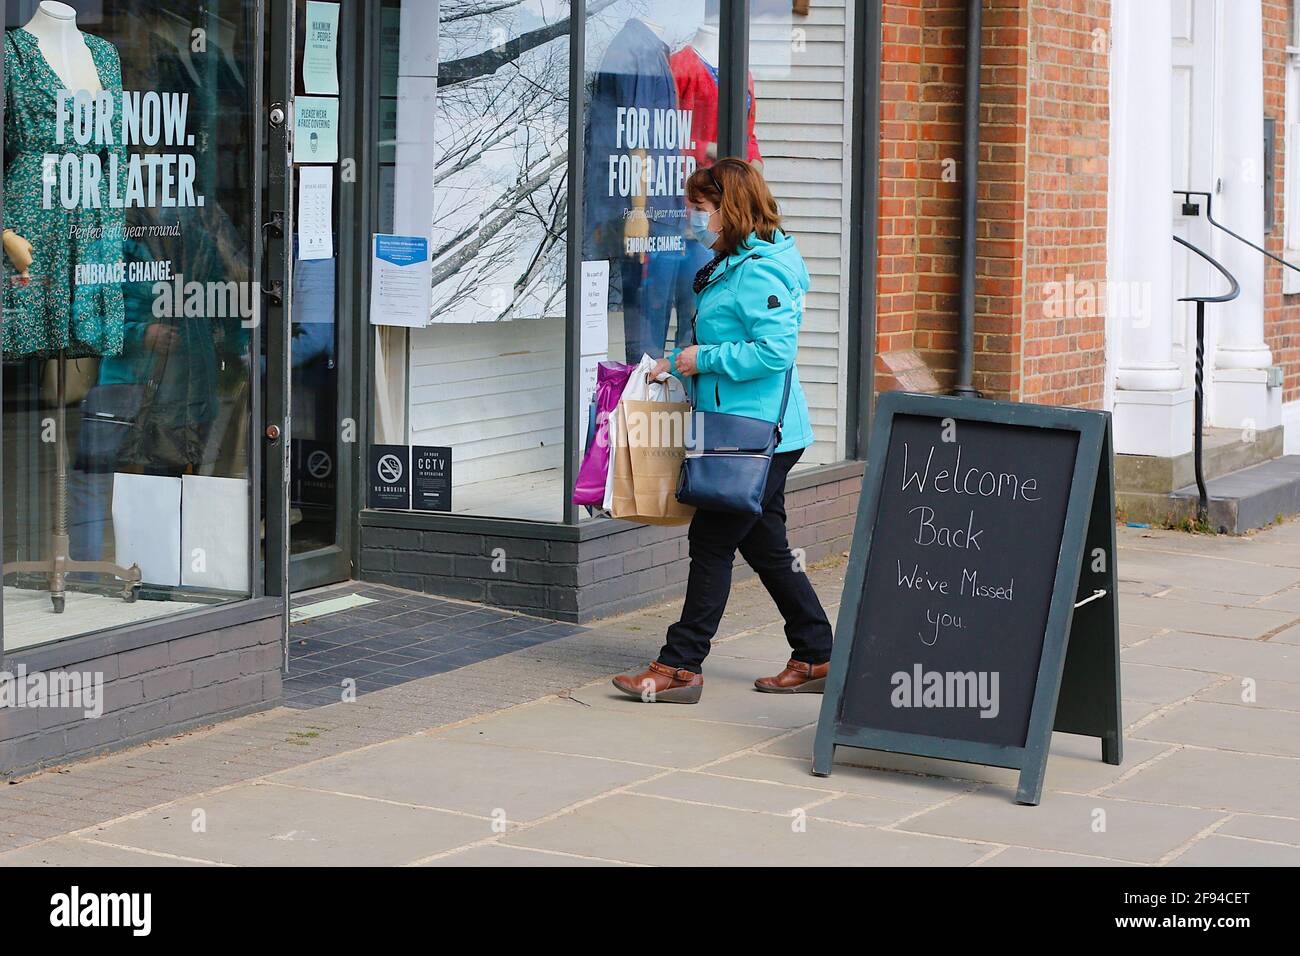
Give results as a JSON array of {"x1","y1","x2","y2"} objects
[
  {"x1": 634, "y1": 3, "x2": 769, "y2": 365},
  {"x1": 582, "y1": 17, "x2": 686, "y2": 363}
]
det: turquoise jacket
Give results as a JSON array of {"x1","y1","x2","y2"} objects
[{"x1": 670, "y1": 229, "x2": 815, "y2": 454}]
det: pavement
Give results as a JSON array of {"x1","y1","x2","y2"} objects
[{"x1": 1, "y1": 520, "x2": 1300, "y2": 866}]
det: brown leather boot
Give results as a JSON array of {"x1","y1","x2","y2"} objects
[
  {"x1": 611, "y1": 661, "x2": 703, "y2": 704},
  {"x1": 754, "y1": 659, "x2": 829, "y2": 694}
]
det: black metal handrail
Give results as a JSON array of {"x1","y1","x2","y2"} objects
[
  {"x1": 1171, "y1": 233, "x2": 1241, "y2": 525},
  {"x1": 1175, "y1": 189, "x2": 1300, "y2": 277}
]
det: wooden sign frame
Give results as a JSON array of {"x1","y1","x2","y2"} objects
[{"x1": 812, "y1": 392, "x2": 1122, "y2": 805}]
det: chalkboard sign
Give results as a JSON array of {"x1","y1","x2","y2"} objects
[{"x1": 813, "y1": 393, "x2": 1122, "y2": 805}]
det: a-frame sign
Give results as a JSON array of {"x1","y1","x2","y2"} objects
[{"x1": 812, "y1": 392, "x2": 1121, "y2": 805}]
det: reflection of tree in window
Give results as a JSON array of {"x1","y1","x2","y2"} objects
[{"x1": 431, "y1": 0, "x2": 619, "y2": 323}]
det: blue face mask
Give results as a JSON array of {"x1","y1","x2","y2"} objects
[{"x1": 689, "y1": 208, "x2": 717, "y2": 246}]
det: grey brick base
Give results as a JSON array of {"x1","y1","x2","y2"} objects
[
  {"x1": 1, "y1": 613, "x2": 282, "y2": 779},
  {"x1": 360, "y1": 462, "x2": 864, "y2": 622}
]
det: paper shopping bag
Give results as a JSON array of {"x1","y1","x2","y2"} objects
[{"x1": 611, "y1": 399, "x2": 694, "y2": 526}]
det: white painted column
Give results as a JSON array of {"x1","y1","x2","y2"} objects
[
  {"x1": 1211, "y1": 0, "x2": 1281, "y2": 430},
  {"x1": 1109, "y1": 0, "x2": 1192, "y2": 457}
]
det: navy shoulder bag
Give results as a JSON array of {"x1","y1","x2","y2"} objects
[{"x1": 675, "y1": 365, "x2": 793, "y2": 515}]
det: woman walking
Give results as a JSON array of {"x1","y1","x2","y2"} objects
[{"x1": 612, "y1": 158, "x2": 834, "y2": 704}]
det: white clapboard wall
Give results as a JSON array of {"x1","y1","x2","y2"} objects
[
  {"x1": 407, "y1": 3, "x2": 852, "y2": 492},
  {"x1": 752, "y1": 0, "x2": 853, "y2": 465},
  {"x1": 408, "y1": 318, "x2": 567, "y2": 490}
]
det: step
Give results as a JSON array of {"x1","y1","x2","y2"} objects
[
  {"x1": 1168, "y1": 455, "x2": 1300, "y2": 534},
  {"x1": 1115, "y1": 426, "x2": 1284, "y2": 494}
]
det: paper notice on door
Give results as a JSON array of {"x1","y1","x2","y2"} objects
[
  {"x1": 302, "y1": 1, "x2": 341, "y2": 95},
  {"x1": 369, "y1": 234, "x2": 432, "y2": 328},
  {"x1": 580, "y1": 260, "x2": 609, "y2": 357},
  {"x1": 294, "y1": 96, "x2": 340, "y2": 163},
  {"x1": 297, "y1": 166, "x2": 333, "y2": 261}
]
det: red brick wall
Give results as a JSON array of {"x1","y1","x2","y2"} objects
[
  {"x1": 1264, "y1": 0, "x2": 1300, "y2": 402},
  {"x1": 875, "y1": 0, "x2": 1109, "y2": 408},
  {"x1": 1018, "y1": 0, "x2": 1109, "y2": 407},
  {"x1": 876, "y1": 0, "x2": 927, "y2": 393}
]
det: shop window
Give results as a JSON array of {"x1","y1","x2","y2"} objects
[
  {"x1": 747, "y1": 0, "x2": 852, "y2": 464},
  {"x1": 372, "y1": 0, "x2": 571, "y2": 522},
  {"x1": 2, "y1": 0, "x2": 260, "y2": 649}
]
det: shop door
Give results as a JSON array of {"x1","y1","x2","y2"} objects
[
  {"x1": 262, "y1": 0, "x2": 295, "y2": 604},
  {"x1": 283, "y1": 0, "x2": 354, "y2": 592}
]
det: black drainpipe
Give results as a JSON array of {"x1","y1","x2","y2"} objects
[{"x1": 953, "y1": 0, "x2": 983, "y2": 398}]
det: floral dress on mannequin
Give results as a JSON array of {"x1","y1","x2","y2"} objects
[{"x1": 3, "y1": 27, "x2": 126, "y2": 359}]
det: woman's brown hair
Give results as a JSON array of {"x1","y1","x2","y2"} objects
[{"x1": 685, "y1": 157, "x2": 782, "y2": 256}]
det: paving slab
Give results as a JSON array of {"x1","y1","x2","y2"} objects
[
  {"x1": 268, "y1": 735, "x2": 658, "y2": 823},
  {"x1": 1122, "y1": 699, "x2": 1163, "y2": 726},
  {"x1": 977, "y1": 846, "x2": 1137, "y2": 867},
  {"x1": 422, "y1": 844, "x2": 631, "y2": 867},
  {"x1": 1132, "y1": 700, "x2": 1300, "y2": 757},
  {"x1": 1158, "y1": 587, "x2": 1265, "y2": 608},
  {"x1": 897, "y1": 790, "x2": 1223, "y2": 864},
  {"x1": 1117, "y1": 595, "x2": 1295, "y2": 639},
  {"x1": 505, "y1": 792, "x2": 992, "y2": 866},
  {"x1": 1169, "y1": 835, "x2": 1300, "y2": 866},
  {"x1": 630, "y1": 770, "x2": 839, "y2": 816},
  {"x1": 1120, "y1": 624, "x2": 1166, "y2": 646},
  {"x1": 86, "y1": 782, "x2": 482, "y2": 866},
  {"x1": 1123, "y1": 631, "x2": 1300, "y2": 682},
  {"x1": 759, "y1": 727, "x2": 1170, "y2": 796},
  {"x1": 437, "y1": 699, "x2": 784, "y2": 769},
  {"x1": 1271, "y1": 623, "x2": 1300, "y2": 645},
  {"x1": 1121, "y1": 663, "x2": 1223, "y2": 703},
  {"x1": 1217, "y1": 814, "x2": 1300, "y2": 845},
  {"x1": 1256, "y1": 589, "x2": 1300, "y2": 613},
  {"x1": 0, "y1": 837, "x2": 221, "y2": 867},
  {"x1": 1116, "y1": 550, "x2": 1300, "y2": 596},
  {"x1": 1104, "y1": 747, "x2": 1300, "y2": 816},
  {"x1": 708, "y1": 629, "x2": 806, "y2": 663},
  {"x1": 1195, "y1": 676, "x2": 1300, "y2": 711},
  {"x1": 808, "y1": 794, "x2": 936, "y2": 827},
  {"x1": 706, "y1": 753, "x2": 976, "y2": 805}
]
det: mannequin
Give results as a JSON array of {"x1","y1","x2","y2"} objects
[
  {"x1": 2, "y1": 3, "x2": 140, "y2": 610},
  {"x1": 3, "y1": 2, "x2": 102, "y2": 279},
  {"x1": 21, "y1": 1, "x2": 103, "y2": 92},
  {"x1": 688, "y1": 23, "x2": 720, "y2": 65}
]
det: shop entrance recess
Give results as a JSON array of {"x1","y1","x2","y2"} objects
[{"x1": 280, "y1": 0, "x2": 359, "y2": 593}]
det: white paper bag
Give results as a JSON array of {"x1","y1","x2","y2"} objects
[{"x1": 602, "y1": 354, "x2": 685, "y2": 510}]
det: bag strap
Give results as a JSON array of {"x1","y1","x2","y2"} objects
[{"x1": 776, "y1": 364, "x2": 794, "y2": 428}]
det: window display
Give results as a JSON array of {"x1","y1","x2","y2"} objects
[
  {"x1": 3, "y1": 0, "x2": 259, "y2": 650},
  {"x1": 583, "y1": 0, "x2": 750, "y2": 369}
]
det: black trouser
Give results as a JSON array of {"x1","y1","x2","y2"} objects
[{"x1": 657, "y1": 449, "x2": 834, "y2": 674}]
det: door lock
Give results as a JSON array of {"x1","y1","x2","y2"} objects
[
  {"x1": 269, "y1": 102, "x2": 286, "y2": 128},
  {"x1": 265, "y1": 424, "x2": 282, "y2": 441}
]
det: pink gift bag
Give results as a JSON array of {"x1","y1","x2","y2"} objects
[{"x1": 572, "y1": 361, "x2": 634, "y2": 507}]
